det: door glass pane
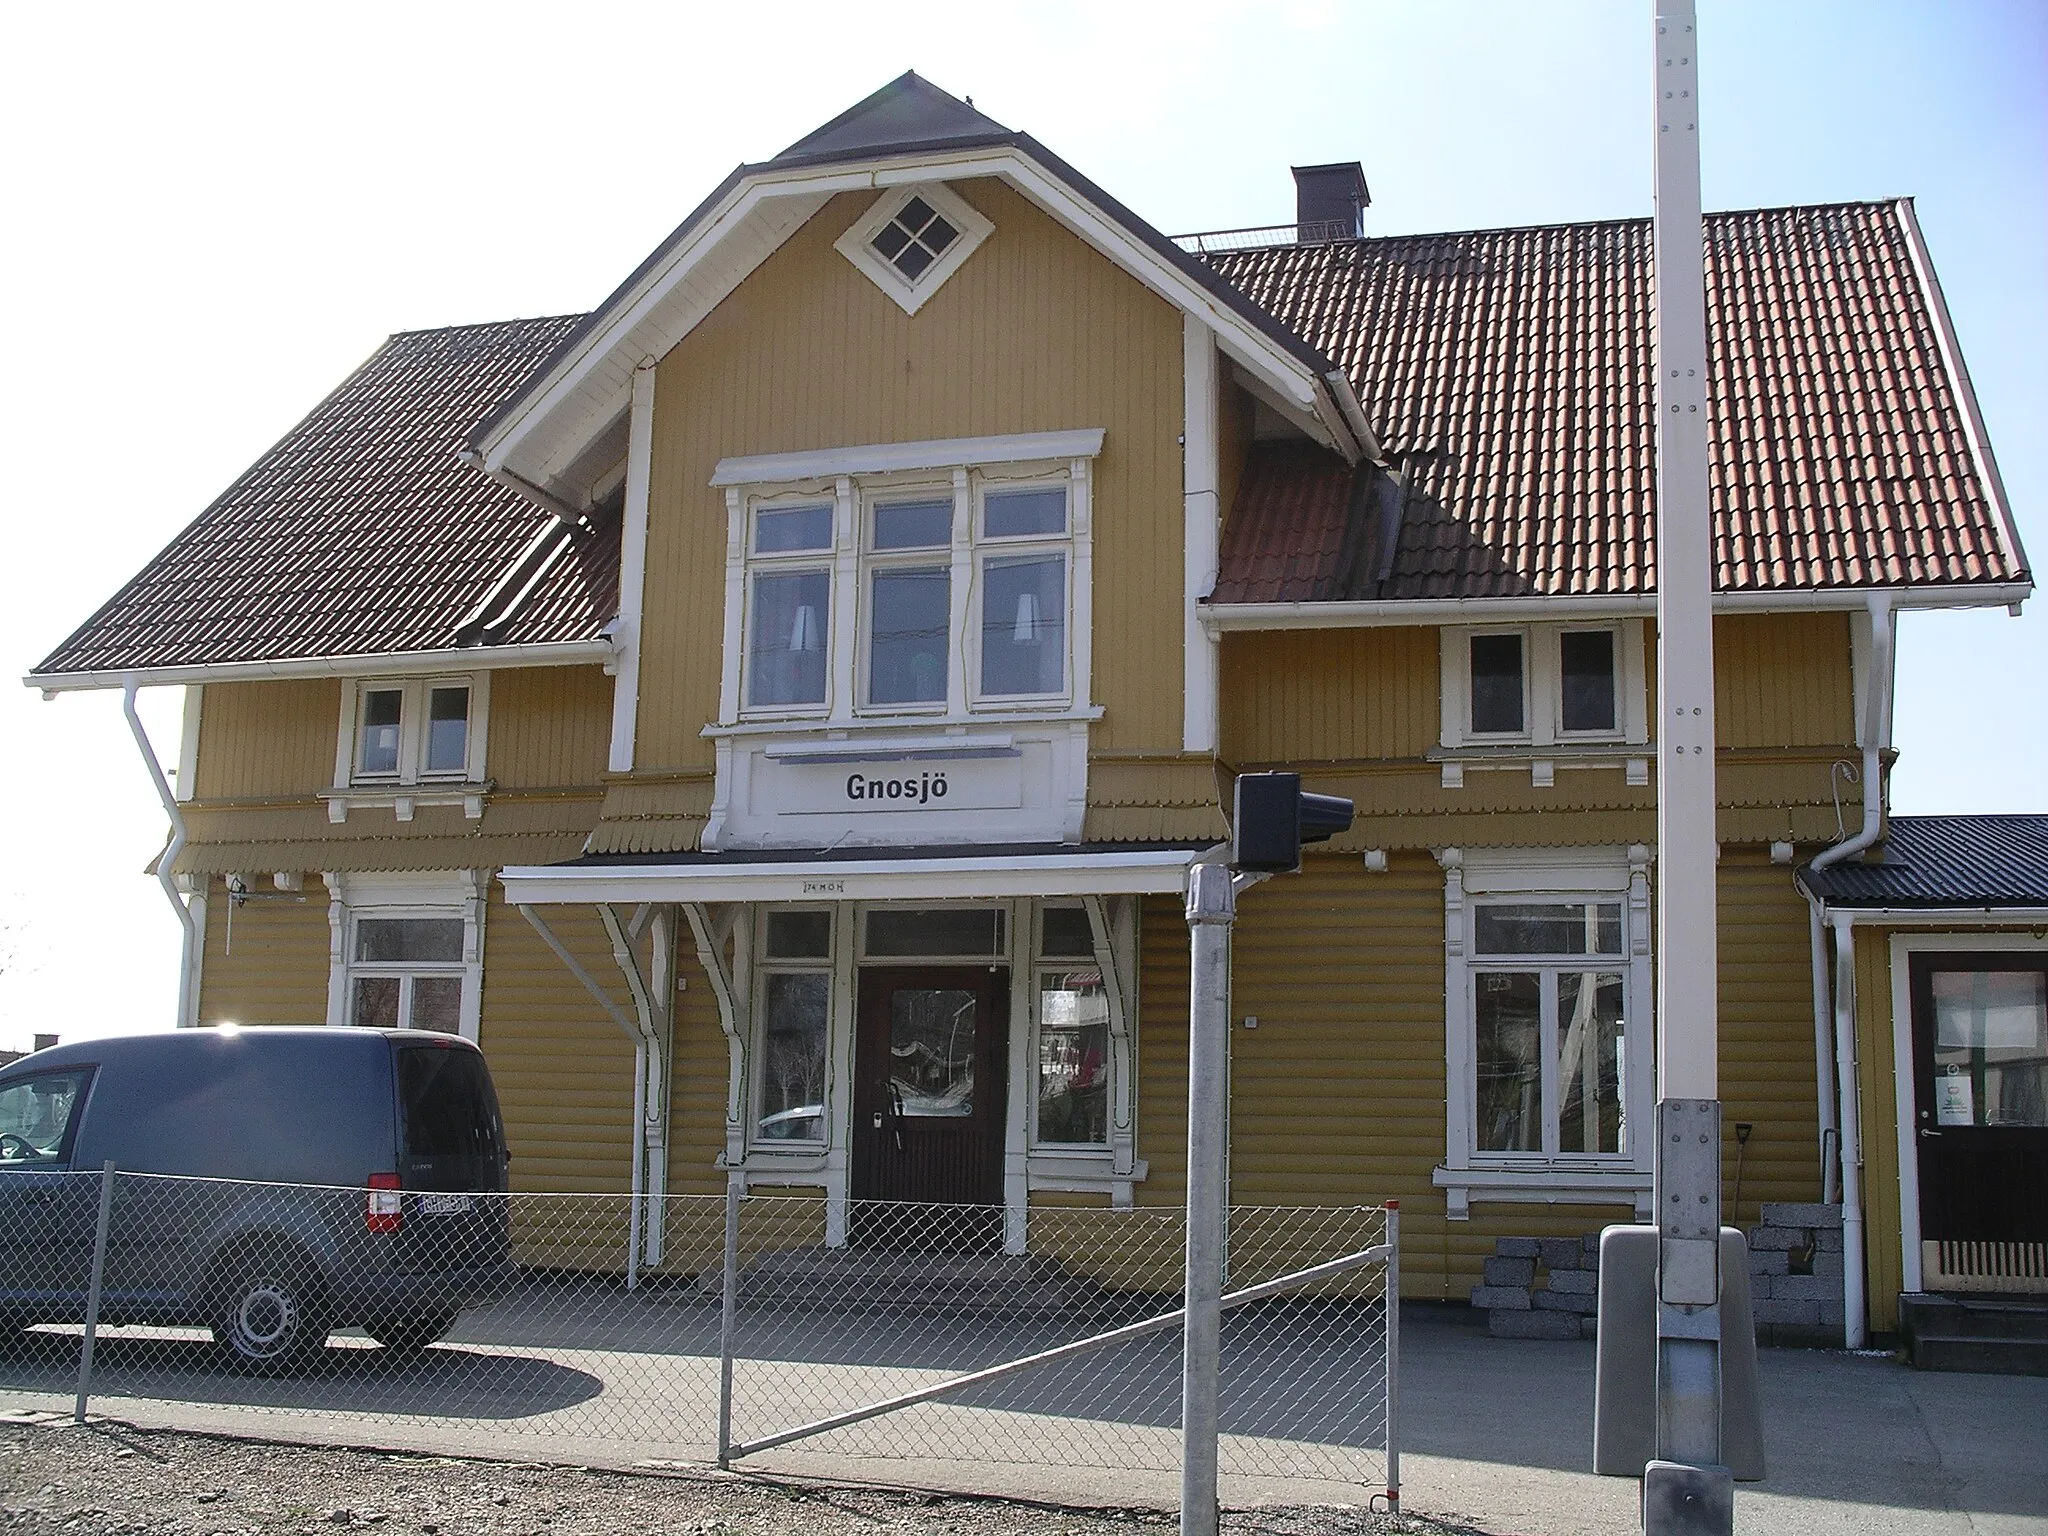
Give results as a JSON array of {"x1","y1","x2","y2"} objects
[
  {"x1": 980, "y1": 553, "x2": 1066, "y2": 696},
  {"x1": 358, "y1": 688, "x2": 403, "y2": 774},
  {"x1": 356, "y1": 919, "x2": 464, "y2": 963},
  {"x1": 1559, "y1": 630, "x2": 1617, "y2": 733},
  {"x1": 1557, "y1": 972, "x2": 1626, "y2": 1153},
  {"x1": 864, "y1": 908, "x2": 1004, "y2": 958},
  {"x1": 352, "y1": 975, "x2": 401, "y2": 1028},
  {"x1": 872, "y1": 498, "x2": 953, "y2": 550},
  {"x1": 1469, "y1": 633, "x2": 1525, "y2": 734},
  {"x1": 890, "y1": 988, "x2": 977, "y2": 1117},
  {"x1": 984, "y1": 487, "x2": 1066, "y2": 538},
  {"x1": 868, "y1": 566, "x2": 951, "y2": 704},
  {"x1": 424, "y1": 686, "x2": 470, "y2": 773},
  {"x1": 409, "y1": 976, "x2": 463, "y2": 1034},
  {"x1": 748, "y1": 569, "x2": 830, "y2": 708},
  {"x1": 0, "y1": 1071, "x2": 90, "y2": 1166},
  {"x1": 1474, "y1": 902, "x2": 1622, "y2": 957},
  {"x1": 1475, "y1": 972, "x2": 1541, "y2": 1152},
  {"x1": 754, "y1": 504, "x2": 832, "y2": 554},
  {"x1": 1931, "y1": 970, "x2": 2048, "y2": 1128},
  {"x1": 1038, "y1": 972, "x2": 1108, "y2": 1145},
  {"x1": 759, "y1": 973, "x2": 830, "y2": 1142}
]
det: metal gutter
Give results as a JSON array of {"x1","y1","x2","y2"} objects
[
  {"x1": 1798, "y1": 903, "x2": 2048, "y2": 927},
  {"x1": 28, "y1": 639, "x2": 617, "y2": 695}
]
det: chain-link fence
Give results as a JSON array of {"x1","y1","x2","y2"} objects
[{"x1": 0, "y1": 1169, "x2": 1396, "y2": 1507}]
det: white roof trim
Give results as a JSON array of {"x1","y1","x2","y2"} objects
[
  {"x1": 711, "y1": 428, "x2": 1104, "y2": 488},
  {"x1": 26, "y1": 639, "x2": 617, "y2": 696},
  {"x1": 500, "y1": 847, "x2": 1199, "y2": 905},
  {"x1": 476, "y1": 144, "x2": 1359, "y2": 488}
]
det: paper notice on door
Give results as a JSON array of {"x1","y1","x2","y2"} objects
[{"x1": 1935, "y1": 1068, "x2": 1975, "y2": 1127}]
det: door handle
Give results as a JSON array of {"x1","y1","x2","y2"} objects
[{"x1": 1918, "y1": 1127, "x2": 1941, "y2": 1138}]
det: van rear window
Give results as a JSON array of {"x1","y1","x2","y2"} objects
[{"x1": 396, "y1": 1046, "x2": 503, "y2": 1161}]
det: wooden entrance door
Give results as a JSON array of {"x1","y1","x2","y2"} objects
[
  {"x1": 852, "y1": 967, "x2": 1009, "y2": 1210},
  {"x1": 1908, "y1": 953, "x2": 2048, "y2": 1291}
]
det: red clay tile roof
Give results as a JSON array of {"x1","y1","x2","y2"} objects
[
  {"x1": 1208, "y1": 200, "x2": 2028, "y2": 604},
  {"x1": 32, "y1": 316, "x2": 615, "y2": 678}
]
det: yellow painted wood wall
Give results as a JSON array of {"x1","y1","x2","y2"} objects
[
  {"x1": 193, "y1": 680, "x2": 341, "y2": 801},
  {"x1": 482, "y1": 667, "x2": 615, "y2": 790},
  {"x1": 1850, "y1": 923, "x2": 1905, "y2": 1333},
  {"x1": 193, "y1": 874, "x2": 331, "y2": 1027},
  {"x1": 636, "y1": 176, "x2": 1188, "y2": 777}
]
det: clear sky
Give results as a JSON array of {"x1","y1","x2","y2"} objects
[{"x1": 2, "y1": 0, "x2": 2041, "y2": 1052}]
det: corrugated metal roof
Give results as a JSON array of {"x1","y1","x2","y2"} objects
[
  {"x1": 1799, "y1": 815, "x2": 2048, "y2": 908},
  {"x1": 1208, "y1": 201, "x2": 2029, "y2": 603},
  {"x1": 33, "y1": 316, "x2": 609, "y2": 677}
]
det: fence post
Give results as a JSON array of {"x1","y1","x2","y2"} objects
[
  {"x1": 716, "y1": 1179, "x2": 740, "y2": 1469},
  {"x1": 73, "y1": 1162, "x2": 117, "y2": 1426},
  {"x1": 1384, "y1": 1200, "x2": 1401, "y2": 1513}
]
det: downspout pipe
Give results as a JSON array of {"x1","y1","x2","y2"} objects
[
  {"x1": 1806, "y1": 895, "x2": 1841, "y2": 1204},
  {"x1": 1809, "y1": 593, "x2": 1896, "y2": 875},
  {"x1": 122, "y1": 680, "x2": 199, "y2": 1028},
  {"x1": 1829, "y1": 910, "x2": 1868, "y2": 1350}
]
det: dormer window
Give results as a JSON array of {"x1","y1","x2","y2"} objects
[{"x1": 835, "y1": 183, "x2": 993, "y2": 315}]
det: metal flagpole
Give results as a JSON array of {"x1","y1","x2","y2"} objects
[{"x1": 1648, "y1": 1, "x2": 1732, "y2": 1530}]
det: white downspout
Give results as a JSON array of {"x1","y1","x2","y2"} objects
[
  {"x1": 1809, "y1": 592, "x2": 1895, "y2": 875},
  {"x1": 122, "y1": 679, "x2": 200, "y2": 1028},
  {"x1": 1807, "y1": 896, "x2": 1841, "y2": 1204},
  {"x1": 1829, "y1": 910, "x2": 1868, "y2": 1350}
]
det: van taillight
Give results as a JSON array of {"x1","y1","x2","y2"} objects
[{"x1": 367, "y1": 1173, "x2": 402, "y2": 1233}]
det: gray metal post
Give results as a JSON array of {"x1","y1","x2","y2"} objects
[
  {"x1": 1384, "y1": 1201, "x2": 1401, "y2": 1513},
  {"x1": 1181, "y1": 859, "x2": 1235, "y2": 1536},
  {"x1": 717, "y1": 1179, "x2": 740, "y2": 1469},
  {"x1": 73, "y1": 1162, "x2": 116, "y2": 1426}
]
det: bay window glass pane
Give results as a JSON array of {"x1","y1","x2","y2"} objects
[
  {"x1": 358, "y1": 689, "x2": 402, "y2": 774},
  {"x1": 1931, "y1": 970, "x2": 2048, "y2": 1128},
  {"x1": 868, "y1": 566, "x2": 950, "y2": 704},
  {"x1": 754, "y1": 504, "x2": 832, "y2": 554},
  {"x1": 872, "y1": 498, "x2": 953, "y2": 550},
  {"x1": 1474, "y1": 902, "x2": 1622, "y2": 957},
  {"x1": 1557, "y1": 972, "x2": 1626, "y2": 1153},
  {"x1": 1038, "y1": 973, "x2": 1109, "y2": 1144},
  {"x1": 1560, "y1": 630, "x2": 1618, "y2": 733},
  {"x1": 409, "y1": 976, "x2": 464, "y2": 1034},
  {"x1": 984, "y1": 487, "x2": 1066, "y2": 538},
  {"x1": 425, "y1": 686, "x2": 470, "y2": 773},
  {"x1": 1475, "y1": 971, "x2": 1541, "y2": 1152},
  {"x1": 980, "y1": 554, "x2": 1065, "y2": 696},
  {"x1": 748, "y1": 569, "x2": 830, "y2": 708},
  {"x1": 1469, "y1": 633, "x2": 1525, "y2": 734},
  {"x1": 352, "y1": 976, "x2": 401, "y2": 1028},
  {"x1": 764, "y1": 910, "x2": 832, "y2": 960},
  {"x1": 356, "y1": 918, "x2": 464, "y2": 963},
  {"x1": 1040, "y1": 905, "x2": 1096, "y2": 958},
  {"x1": 758, "y1": 972, "x2": 830, "y2": 1142}
]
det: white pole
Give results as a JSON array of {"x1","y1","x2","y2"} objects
[{"x1": 1180, "y1": 858, "x2": 1235, "y2": 1536}]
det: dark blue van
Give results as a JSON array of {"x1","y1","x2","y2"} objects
[{"x1": 0, "y1": 1027, "x2": 513, "y2": 1371}]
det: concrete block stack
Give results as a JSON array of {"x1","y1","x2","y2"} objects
[
  {"x1": 1745, "y1": 1201, "x2": 1845, "y2": 1346},
  {"x1": 1471, "y1": 1233, "x2": 1604, "y2": 1340}
]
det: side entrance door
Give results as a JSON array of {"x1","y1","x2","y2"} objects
[
  {"x1": 852, "y1": 966, "x2": 1009, "y2": 1213},
  {"x1": 1908, "y1": 952, "x2": 2048, "y2": 1291}
]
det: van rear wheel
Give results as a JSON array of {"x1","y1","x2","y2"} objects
[
  {"x1": 368, "y1": 1308, "x2": 460, "y2": 1355},
  {"x1": 212, "y1": 1257, "x2": 328, "y2": 1375}
]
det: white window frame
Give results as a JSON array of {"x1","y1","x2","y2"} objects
[
  {"x1": 833, "y1": 182, "x2": 995, "y2": 316},
  {"x1": 747, "y1": 907, "x2": 838, "y2": 1150},
  {"x1": 321, "y1": 871, "x2": 487, "y2": 1042},
  {"x1": 717, "y1": 433, "x2": 1099, "y2": 732},
  {"x1": 329, "y1": 675, "x2": 490, "y2": 823},
  {"x1": 1029, "y1": 902, "x2": 1115, "y2": 1152},
  {"x1": 1439, "y1": 621, "x2": 1647, "y2": 750},
  {"x1": 1435, "y1": 846, "x2": 1655, "y2": 1219}
]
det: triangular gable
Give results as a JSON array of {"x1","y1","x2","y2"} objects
[{"x1": 469, "y1": 73, "x2": 1373, "y2": 505}]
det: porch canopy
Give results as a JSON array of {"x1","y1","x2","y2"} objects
[{"x1": 498, "y1": 840, "x2": 1209, "y2": 906}]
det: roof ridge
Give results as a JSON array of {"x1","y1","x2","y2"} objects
[{"x1": 383, "y1": 312, "x2": 591, "y2": 343}]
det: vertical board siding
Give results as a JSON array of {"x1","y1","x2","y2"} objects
[
  {"x1": 638, "y1": 177, "x2": 1187, "y2": 770},
  {"x1": 1853, "y1": 924, "x2": 1903, "y2": 1333},
  {"x1": 477, "y1": 894, "x2": 638, "y2": 1194},
  {"x1": 488, "y1": 667, "x2": 613, "y2": 789},
  {"x1": 195, "y1": 875, "x2": 331, "y2": 1026},
  {"x1": 1220, "y1": 628, "x2": 1437, "y2": 763},
  {"x1": 1718, "y1": 850, "x2": 1825, "y2": 1229},
  {"x1": 1714, "y1": 612, "x2": 1856, "y2": 748},
  {"x1": 1135, "y1": 894, "x2": 1191, "y2": 1208},
  {"x1": 666, "y1": 953, "x2": 730, "y2": 1197},
  {"x1": 194, "y1": 679, "x2": 341, "y2": 800}
]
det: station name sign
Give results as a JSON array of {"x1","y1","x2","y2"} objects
[{"x1": 764, "y1": 749, "x2": 1024, "y2": 817}]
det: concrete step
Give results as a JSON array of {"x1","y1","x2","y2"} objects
[
  {"x1": 1900, "y1": 1292, "x2": 2048, "y2": 1344},
  {"x1": 1908, "y1": 1334, "x2": 2048, "y2": 1375}
]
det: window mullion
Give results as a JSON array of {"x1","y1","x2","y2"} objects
[
  {"x1": 946, "y1": 468, "x2": 971, "y2": 717},
  {"x1": 1541, "y1": 969, "x2": 1560, "y2": 1156},
  {"x1": 830, "y1": 477, "x2": 857, "y2": 720}
]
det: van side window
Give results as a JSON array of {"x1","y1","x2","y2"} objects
[
  {"x1": 0, "y1": 1069, "x2": 92, "y2": 1169},
  {"x1": 397, "y1": 1048, "x2": 503, "y2": 1163}
]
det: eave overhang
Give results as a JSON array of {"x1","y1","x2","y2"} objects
[{"x1": 26, "y1": 638, "x2": 617, "y2": 696}]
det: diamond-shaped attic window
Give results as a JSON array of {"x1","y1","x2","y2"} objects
[{"x1": 871, "y1": 196, "x2": 960, "y2": 282}]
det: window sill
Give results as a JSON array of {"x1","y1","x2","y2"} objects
[
  {"x1": 1429, "y1": 744, "x2": 1651, "y2": 790},
  {"x1": 1027, "y1": 1151, "x2": 1148, "y2": 1206},
  {"x1": 1434, "y1": 1162, "x2": 1652, "y2": 1221},
  {"x1": 708, "y1": 705, "x2": 1103, "y2": 739},
  {"x1": 323, "y1": 782, "x2": 492, "y2": 825}
]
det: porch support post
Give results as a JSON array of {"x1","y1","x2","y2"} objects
[{"x1": 683, "y1": 902, "x2": 749, "y2": 1181}]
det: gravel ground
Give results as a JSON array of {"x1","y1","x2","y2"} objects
[{"x1": 0, "y1": 1413, "x2": 1489, "y2": 1536}]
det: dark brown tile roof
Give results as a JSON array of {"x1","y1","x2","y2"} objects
[
  {"x1": 1209, "y1": 201, "x2": 2028, "y2": 603},
  {"x1": 32, "y1": 316, "x2": 613, "y2": 678}
]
